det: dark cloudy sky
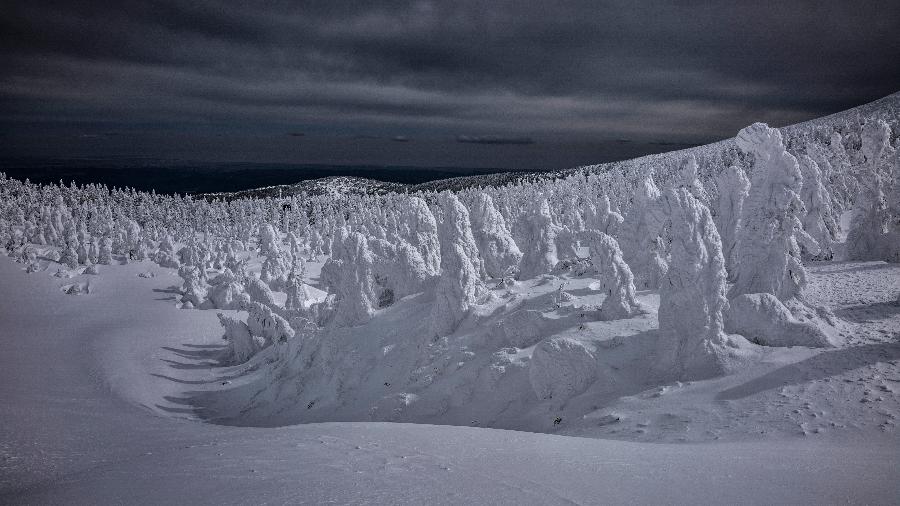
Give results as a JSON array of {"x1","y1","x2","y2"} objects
[{"x1": 1, "y1": 1, "x2": 898, "y2": 169}]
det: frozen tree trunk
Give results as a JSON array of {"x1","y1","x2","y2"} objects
[
  {"x1": 714, "y1": 165, "x2": 750, "y2": 279},
  {"x1": 469, "y1": 192, "x2": 522, "y2": 278},
  {"x1": 587, "y1": 232, "x2": 641, "y2": 320}
]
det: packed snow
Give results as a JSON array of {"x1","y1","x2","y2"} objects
[{"x1": 1, "y1": 93, "x2": 899, "y2": 503}]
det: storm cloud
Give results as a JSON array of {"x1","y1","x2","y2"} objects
[{"x1": 1, "y1": 1, "x2": 898, "y2": 168}]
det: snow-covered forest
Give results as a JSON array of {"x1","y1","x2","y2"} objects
[{"x1": 2, "y1": 94, "x2": 899, "y2": 503}]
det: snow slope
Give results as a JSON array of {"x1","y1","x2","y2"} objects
[{"x1": 1, "y1": 256, "x2": 898, "y2": 504}]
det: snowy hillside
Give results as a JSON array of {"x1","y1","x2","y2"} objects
[{"x1": 1, "y1": 92, "x2": 899, "y2": 503}]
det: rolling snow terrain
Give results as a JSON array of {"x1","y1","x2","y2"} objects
[{"x1": 1, "y1": 92, "x2": 899, "y2": 503}]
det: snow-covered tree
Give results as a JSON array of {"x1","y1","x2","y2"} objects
[
  {"x1": 587, "y1": 232, "x2": 641, "y2": 320},
  {"x1": 98, "y1": 237, "x2": 113, "y2": 265},
  {"x1": 589, "y1": 195, "x2": 623, "y2": 236},
  {"x1": 208, "y1": 268, "x2": 246, "y2": 310},
  {"x1": 400, "y1": 196, "x2": 441, "y2": 276},
  {"x1": 620, "y1": 174, "x2": 668, "y2": 289},
  {"x1": 438, "y1": 192, "x2": 485, "y2": 279},
  {"x1": 331, "y1": 232, "x2": 379, "y2": 327},
  {"x1": 469, "y1": 192, "x2": 522, "y2": 278},
  {"x1": 244, "y1": 276, "x2": 279, "y2": 308},
  {"x1": 368, "y1": 238, "x2": 430, "y2": 307},
  {"x1": 258, "y1": 223, "x2": 281, "y2": 257},
  {"x1": 730, "y1": 123, "x2": 818, "y2": 301},
  {"x1": 676, "y1": 155, "x2": 711, "y2": 207},
  {"x1": 714, "y1": 165, "x2": 750, "y2": 278},
  {"x1": 246, "y1": 301, "x2": 295, "y2": 345},
  {"x1": 847, "y1": 119, "x2": 895, "y2": 261},
  {"x1": 431, "y1": 243, "x2": 482, "y2": 337},
  {"x1": 798, "y1": 154, "x2": 838, "y2": 260},
  {"x1": 658, "y1": 188, "x2": 738, "y2": 378},
  {"x1": 217, "y1": 313, "x2": 261, "y2": 364},
  {"x1": 517, "y1": 199, "x2": 560, "y2": 280},
  {"x1": 284, "y1": 267, "x2": 310, "y2": 312},
  {"x1": 178, "y1": 265, "x2": 208, "y2": 308}
]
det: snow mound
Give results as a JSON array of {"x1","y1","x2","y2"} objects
[
  {"x1": 725, "y1": 293, "x2": 841, "y2": 347},
  {"x1": 490, "y1": 309, "x2": 548, "y2": 348},
  {"x1": 529, "y1": 337, "x2": 597, "y2": 402}
]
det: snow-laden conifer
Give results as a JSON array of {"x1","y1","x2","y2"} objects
[
  {"x1": 587, "y1": 232, "x2": 641, "y2": 320},
  {"x1": 730, "y1": 123, "x2": 818, "y2": 301},
  {"x1": 217, "y1": 313, "x2": 261, "y2": 364},
  {"x1": 714, "y1": 165, "x2": 750, "y2": 279},
  {"x1": 658, "y1": 188, "x2": 742, "y2": 378},
  {"x1": 517, "y1": 199, "x2": 560, "y2": 280},
  {"x1": 847, "y1": 119, "x2": 895, "y2": 260},
  {"x1": 469, "y1": 192, "x2": 522, "y2": 278},
  {"x1": 331, "y1": 232, "x2": 379, "y2": 327},
  {"x1": 437, "y1": 192, "x2": 485, "y2": 279},
  {"x1": 620, "y1": 174, "x2": 668, "y2": 289},
  {"x1": 798, "y1": 154, "x2": 838, "y2": 260}
]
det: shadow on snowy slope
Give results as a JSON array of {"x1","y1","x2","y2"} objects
[
  {"x1": 834, "y1": 302, "x2": 900, "y2": 323},
  {"x1": 716, "y1": 342, "x2": 900, "y2": 401},
  {"x1": 146, "y1": 277, "x2": 721, "y2": 435},
  {"x1": 815, "y1": 262, "x2": 898, "y2": 276}
]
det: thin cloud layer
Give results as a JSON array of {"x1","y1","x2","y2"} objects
[{"x1": 1, "y1": 1, "x2": 898, "y2": 167}]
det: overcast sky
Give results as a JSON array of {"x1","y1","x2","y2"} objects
[{"x1": 1, "y1": 1, "x2": 898, "y2": 169}]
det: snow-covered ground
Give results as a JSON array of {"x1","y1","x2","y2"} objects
[{"x1": 1, "y1": 252, "x2": 898, "y2": 504}]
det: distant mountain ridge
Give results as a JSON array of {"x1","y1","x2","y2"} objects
[{"x1": 199, "y1": 92, "x2": 899, "y2": 200}]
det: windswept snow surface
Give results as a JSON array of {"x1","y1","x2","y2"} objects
[{"x1": 1, "y1": 256, "x2": 898, "y2": 504}]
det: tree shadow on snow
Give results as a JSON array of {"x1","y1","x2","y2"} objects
[
  {"x1": 151, "y1": 373, "x2": 215, "y2": 385},
  {"x1": 160, "y1": 358, "x2": 221, "y2": 369},
  {"x1": 182, "y1": 343, "x2": 225, "y2": 349},
  {"x1": 716, "y1": 342, "x2": 900, "y2": 401},
  {"x1": 812, "y1": 262, "x2": 895, "y2": 275},
  {"x1": 834, "y1": 302, "x2": 900, "y2": 323},
  {"x1": 155, "y1": 395, "x2": 211, "y2": 416},
  {"x1": 159, "y1": 343, "x2": 228, "y2": 371},
  {"x1": 162, "y1": 345, "x2": 225, "y2": 360}
]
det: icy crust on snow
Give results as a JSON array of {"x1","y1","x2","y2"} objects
[{"x1": 0, "y1": 92, "x2": 898, "y2": 442}]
